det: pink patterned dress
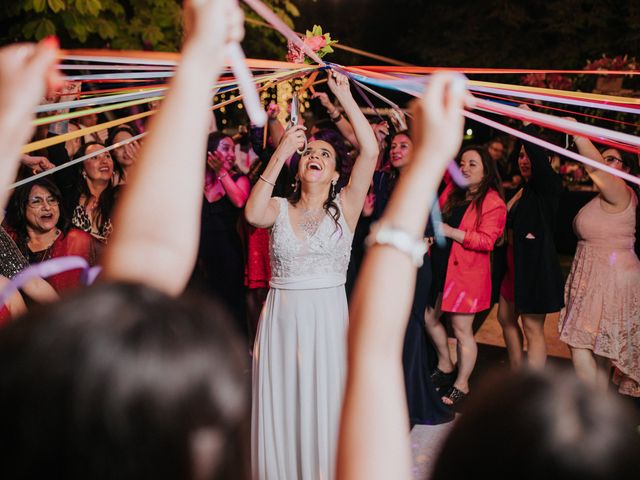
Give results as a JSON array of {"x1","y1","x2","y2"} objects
[{"x1": 559, "y1": 188, "x2": 640, "y2": 396}]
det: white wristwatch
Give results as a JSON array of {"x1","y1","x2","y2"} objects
[{"x1": 365, "y1": 222, "x2": 428, "y2": 267}]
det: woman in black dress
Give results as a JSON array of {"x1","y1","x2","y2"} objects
[
  {"x1": 378, "y1": 131, "x2": 453, "y2": 425},
  {"x1": 191, "y1": 132, "x2": 250, "y2": 337},
  {"x1": 497, "y1": 108, "x2": 564, "y2": 370}
]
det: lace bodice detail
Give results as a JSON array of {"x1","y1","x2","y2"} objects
[{"x1": 269, "y1": 197, "x2": 353, "y2": 285}]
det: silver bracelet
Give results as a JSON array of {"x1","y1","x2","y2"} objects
[
  {"x1": 217, "y1": 171, "x2": 229, "y2": 181},
  {"x1": 259, "y1": 175, "x2": 276, "y2": 187},
  {"x1": 365, "y1": 222, "x2": 428, "y2": 267}
]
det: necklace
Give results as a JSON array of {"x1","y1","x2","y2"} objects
[
  {"x1": 28, "y1": 229, "x2": 60, "y2": 263},
  {"x1": 298, "y1": 207, "x2": 325, "y2": 238}
]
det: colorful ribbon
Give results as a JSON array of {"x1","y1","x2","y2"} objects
[{"x1": 0, "y1": 257, "x2": 101, "y2": 307}]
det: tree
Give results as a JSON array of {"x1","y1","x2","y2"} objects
[{"x1": 0, "y1": 0, "x2": 300, "y2": 58}]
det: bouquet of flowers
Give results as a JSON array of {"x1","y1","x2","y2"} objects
[{"x1": 286, "y1": 25, "x2": 338, "y2": 64}]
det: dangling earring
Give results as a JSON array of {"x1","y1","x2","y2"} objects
[
  {"x1": 81, "y1": 170, "x2": 87, "y2": 180},
  {"x1": 293, "y1": 177, "x2": 300, "y2": 193},
  {"x1": 330, "y1": 180, "x2": 337, "y2": 198}
]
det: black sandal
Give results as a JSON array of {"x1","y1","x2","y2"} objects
[
  {"x1": 441, "y1": 386, "x2": 468, "y2": 408},
  {"x1": 430, "y1": 367, "x2": 457, "y2": 389}
]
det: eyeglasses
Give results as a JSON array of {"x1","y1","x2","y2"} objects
[
  {"x1": 603, "y1": 155, "x2": 624, "y2": 165},
  {"x1": 27, "y1": 196, "x2": 59, "y2": 208}
]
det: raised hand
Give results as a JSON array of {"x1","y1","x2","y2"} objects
[
  {"x1": 0, "y1": 38, "x2": 62, "y2": 152},
  {"x1": 327, "y1": 70, "x2": 351, "y2": 102},
  {"x1": 412, "y1": 72, "x2": 469, "y2": 167},
  {"x1": 21, "y1": 154, "x2": 55, "y2": 173},
  {"x1": 275, "y1": 124, "x2": 307, "y2": 159},
  {"x1": 183, "y1": 0, "x2": 244, "y2": 57}
]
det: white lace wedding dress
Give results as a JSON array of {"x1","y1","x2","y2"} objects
[{"x1": 252, "y1": 196, "x2": 353, "y2": 480}]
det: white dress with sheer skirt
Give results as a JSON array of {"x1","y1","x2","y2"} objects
[{"x1": 252, "y1": 195, "x2": 353, "y2": 480}]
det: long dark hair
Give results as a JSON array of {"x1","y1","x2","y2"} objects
[
  {"x1": 431, "y1": 367, "x2": 640, "y2": 480},
  {"x1": 72, "y1": 142, "x2": 120, "y2": 233},
  {"x1": 442, "y1": 145, "x2": 504, "y2": 225},
  {"x1": 5, "y1": 178, "x2": 71, "y2": 247},
  {"x1": 106, "y1": 125, "x2": 137, "y2": 147},
  {"x1": 386, "y1": 130, "x2": 412, "y2": 195},
  {"x1": 288, "y1": 129, "x2": 346, "y2": 234},
  {"x1": 0, "y1": 282, "x2": 250, "y2": 480}
]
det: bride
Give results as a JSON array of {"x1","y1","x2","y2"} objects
[{"x1": 245, "y1": 71, "x2": 379, "y2": 480}]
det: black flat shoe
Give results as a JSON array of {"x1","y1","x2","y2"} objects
[{"x1": 430, "y1": 367, "x2": 457, "y2": 389}]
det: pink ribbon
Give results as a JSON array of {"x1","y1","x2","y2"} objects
[{"x1": 465, "y1": 110, "x2": 640, "y2": 186}]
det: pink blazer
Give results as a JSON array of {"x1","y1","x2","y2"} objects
[{"x1": 439, "y1": 184, "x2": 506, "y2": 313}]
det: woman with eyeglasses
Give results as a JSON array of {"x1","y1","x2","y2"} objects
[
  {"x1": 5, "y1": 178, "x2": 95, "y2": 292},
  {"x1": 496, "y1": 105, "x2": 565, "y2": 370},
  {"x1": 558, "y1": 134, "x2": 640, "y2": 398}
]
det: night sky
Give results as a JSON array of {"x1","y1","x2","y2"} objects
[{"x1": 294, "y1": 0, "x2": 640, "y2": 69}]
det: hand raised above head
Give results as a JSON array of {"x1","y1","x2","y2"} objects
[
  {"x1": 0, "y1": 38, "x2": 62, "y2": 145},
  {"x1": 327, "y1": 70, "x2": 351, "y2": 100},
  {"x1": 183, "y1": 0, "x2": 245, "y2": 56},
  {"x1": 411, "y1": 72, "x2": 470, "y2": 167},
  {"x1": 276, "y1": 124, "x2": 307, "y2": 158}
]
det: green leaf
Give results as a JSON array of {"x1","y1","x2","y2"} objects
[
  {"x1": 22, "y1": 19, "x2": 40, "y2": 39},
  {"x1": 47, "y1": 0, "x2": 65, "y2": 13},
  {"x1": 34, "y1": 18, "x2": 56, "y2": 39},
  {"x1": 33, "y1": 0, "x2": 47, "y2": 12},
  {"x1": 142, "y1": 25, "x2": 164, "y2": 45},
  {"x1": 86, "y1": 0, "x2": 102, "y2": 16}
]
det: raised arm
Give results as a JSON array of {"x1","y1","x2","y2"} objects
[
  {"x1": 244, "y1": 125, "x2": 306, "y2": 228},
  {"x1": 102, "y1": 0, "x2": 244, "y2": 295},
  {"x1": 337, "y1": 73, "x2": 469, "y2": 480},
  {"x1": 566, "y1": 117, "x2": 630, "y2": 208},
  {"x1": 331, "y1": 72, "x2": 379, "y2": 229},
  {"x1": 0, "y1": 39, "x2": 61, "y2": 211},
  {"x1": 312, "y1": 90, "x2": 359, "y2": 147}
]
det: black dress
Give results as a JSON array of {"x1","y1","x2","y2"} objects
[
  {"x1": 510, "y1": 125, "x2": 564, "y2": 314},
  {"x1": 372, "y1": 171, "x2": 453, "y2": 426},
  {"x1": 403, "y1": 243, "x2": 455, "y2": 426},
  {"x1": 190, "y1": 180, "x2": 247, "y2": 337}
]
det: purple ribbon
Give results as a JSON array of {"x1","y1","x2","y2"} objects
[{"x1": 0, "y1": 257, "x2": 101, "y2": 306}]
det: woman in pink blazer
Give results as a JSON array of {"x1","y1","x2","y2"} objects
[{"x1": 425, "y1": 145, "x2": 507, "y2": 407}]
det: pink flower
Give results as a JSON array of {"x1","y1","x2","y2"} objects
[
  {"x1": 304, "y1": 35, "x2": 326, "y2": 52},
  {"x1": 286, "y1": 41, "x2": 305, "y2": 64}
]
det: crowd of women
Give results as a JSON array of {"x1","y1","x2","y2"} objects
[{"x1": 0, "y1": 1, "x2": 638, "y2": 479}]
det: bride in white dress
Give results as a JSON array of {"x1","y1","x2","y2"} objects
[{"x1": 245, "y1": 71, "x2": 379, "y2": 480}]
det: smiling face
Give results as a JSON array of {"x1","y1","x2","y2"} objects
[
  {"x1": 25, "y1": 185, "x2": 60, "y2": 234},
  {"x1": 518, "y1": 145, "x2": 532, "y2": 180},
  {"x1": 298, "y1": 140, "x2": 339, "y2": 185},
  {"x1": 83, "y1": 144, "x2": 114, "y2": 182},
  {"x1": 215, "y1": 137, "x2": 236, "y2": 169},
  {"x1": 460, "y1": 149, "x2": 486, "y2": 190},
  {"x1": 111, "y1": 130, "x2": 135, "y2": 168},
  {"x1": 389, "y1": 133, "x2": 413, "y2": 170}
]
